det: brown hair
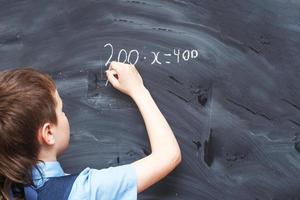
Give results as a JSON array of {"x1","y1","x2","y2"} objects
[{"x1": 0, "y1": 68, "x2": 58, "y2": 199}]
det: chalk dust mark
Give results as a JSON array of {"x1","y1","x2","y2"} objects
[
  {"x1": 247, "y1": 45, "x2": 261, "y2": 54},
  {"x1": 289, "y1": 119, "x2": 300, "y2": 127},
  {"x1": 204, "y1": 128, "x2": 214, "y2": 167},
  {"x1": 294, "y1": 141, "x2": 300, "y2": 153},
  {"x1": 167, "y1": 89, "x2": 189, "y2": 102},
  {"x1": 203, "y1": 83, "x2": 214, "y2": 167},
  {"x1": 152, "y1": 27, "x2": 174, "y2": 32},
  {"x1": 125, "y1": 0, "x2": 147, "y2": 5},
  {"x1": 113, "y1": 18, "x2": 136, "y2": 24},
  {"x1": 225, "y1": 97, "x2": 271, "y2": 120},
  {"x1": 207, "y1": 83, "x2": 214, "y2": 136},
  {"x1": 197, "y1": 87, "x2": 209, "y2": 107},
  {"x1": 192, "y1": 140, "x2": 201, "y2": 150},
  {"x1": 0, "y1": 32, "x2": 22, "y2": 45},
  {"x1": 168, "y1": 75, "x2": 183, "y2": 85},
  {"x1": 282, "y1": 98, "x2": 300, "y2": 111}
]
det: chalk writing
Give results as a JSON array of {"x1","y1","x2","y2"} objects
[{"x1": 104, "y1": 43, "x2": 198, "y2": 66}]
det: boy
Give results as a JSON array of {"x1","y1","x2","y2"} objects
[{"x1": 0, "y1": 61, "x2": 182, "y2": 199}]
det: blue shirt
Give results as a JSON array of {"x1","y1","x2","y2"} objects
[{"x1": 32, "y1": 161, "x2": 137, "y2": 200}]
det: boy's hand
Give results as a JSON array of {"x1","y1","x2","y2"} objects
[{"x1": 105, "y1": 61, "x2": 146, "y2": 98}]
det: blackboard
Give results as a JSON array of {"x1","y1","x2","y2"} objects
[{"x1": 1, "y1": 0, "x2": 300, "y2": 199}]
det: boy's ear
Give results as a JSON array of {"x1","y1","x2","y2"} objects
[{"x1": 38, "y1": 122, "x2": 56, "y2": 145}]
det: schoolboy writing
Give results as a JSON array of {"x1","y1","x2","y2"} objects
[{"x1": 0, "y1": 61, "x2": 182, "y2": 200}]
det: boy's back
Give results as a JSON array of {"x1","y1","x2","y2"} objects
[{"x1": 21, "y1": 162, "x2": 136, "y2": 200}]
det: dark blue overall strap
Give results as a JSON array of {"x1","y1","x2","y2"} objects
[
  {"x1": 24, "y1": 173, "x2": 79, "y2": 200},
  {"x1": 24, "y1": 186, "x2": 37, "y2": 200}
]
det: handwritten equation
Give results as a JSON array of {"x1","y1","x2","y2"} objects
[{"x1": 104, "y1": 43, "x2": 199, "y2": 66}]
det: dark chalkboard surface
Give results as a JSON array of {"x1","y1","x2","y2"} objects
[{"x1": 1, "y1": 0, "x2": 300, "y2": 199}]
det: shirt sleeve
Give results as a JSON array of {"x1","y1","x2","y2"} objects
[{"x1": 68, "y1": 163, "x2": 137, "y2": 200}]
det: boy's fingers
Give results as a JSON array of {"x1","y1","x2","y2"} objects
[
  {"x1": 106, "y1": 70, "x2": 120, "y2": 88},
  {"x1": 109, "y1": 61, "x2": 122, "y2": 72},
  {"x1": 110, "y1": 61, "x2": 132, "y2": 72}
]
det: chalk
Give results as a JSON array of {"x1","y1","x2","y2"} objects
[
  {"x1": 105, "y1": 64, "x2": 119, "y2": 87},
  {"x1": 105, "y1": 65, "x2": 111, "y2": 87},
  {"x1": 105, "y1": 79, "x2": 109, "y2": 87}
]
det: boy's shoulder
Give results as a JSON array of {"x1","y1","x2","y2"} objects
[{"x1": 68, "y1": 163, "x2": 137, "y2": 200}]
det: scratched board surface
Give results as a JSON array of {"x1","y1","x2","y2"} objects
[{"x1": 1, "y1": 0, "x2": 300, "y2": 199}]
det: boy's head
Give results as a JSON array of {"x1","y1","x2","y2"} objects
[
  {"x1": 0, "y1": 68, "x2": 70, "y2": 198},
  {"x1": 38, "y1": 88, "x2": 70, "y2": 160}
]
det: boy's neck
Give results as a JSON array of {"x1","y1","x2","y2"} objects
[
  {"x1": 38, "y1": 148, "x2": 58, "y2": 162},
  {"x1": 40, "y1": 158, "x2": 58, "y2": 162}
]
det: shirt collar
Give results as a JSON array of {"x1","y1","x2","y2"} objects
[{"x1": 32, "y1": 161, "x2": 65, "y2": 180}]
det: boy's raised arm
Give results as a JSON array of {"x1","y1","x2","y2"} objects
[
  {"x1": 131, "y1": 87, "x2": 182, "y2": 193},
  {"x1": 106, "y1": 61, "x2": 182, "y2": 193}
]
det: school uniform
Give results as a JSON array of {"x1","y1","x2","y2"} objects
[{"x1": 18, "y1": 161, "x2": 137, "y2": 200}]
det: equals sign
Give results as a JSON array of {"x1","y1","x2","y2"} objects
[{"x1": 164, "y1": 54, "x2": 171, "y2": 64}]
